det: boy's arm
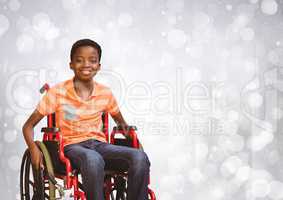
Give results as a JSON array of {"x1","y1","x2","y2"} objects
[
  {"x1": 111, "y1": 111, "x2": 128, "y2": 129},
  {"x1": 22, "y1": 109, "x2": 45, "y2": 169}
]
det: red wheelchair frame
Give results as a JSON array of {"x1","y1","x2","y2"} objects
[{"x1": 21, "y1": 83, "x2": 156, "y2": 200}]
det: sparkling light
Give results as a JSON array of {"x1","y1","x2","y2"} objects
[
  {"x1": 193, "y1": 12, "x2": 211, "y2": 29},
  {"x1": 32, "y1": 12, "x2": 51, "y2": 33},
  {"x1": 250, "y1": 179, "x2": 270, "y2": 198},
  {"x1": 261, "y1": 0, "x2": 278, "y2": 15},
  {"x1": 188, "y1": 168, "x2": 205, "y2": 185},
  {"x1": 226, "y1": 4, "x2": 233, "y2": 11},
  {"x1": 247, "y1": 92, "x2": 263, "y2": 108},
  {"x1": 220, "y1": 156, "x2": 243, "y2": 178},
  {"x1": 235, "y1": 166, "x2": 251, "y2": 183},
  {"x1": 248, "y1": 130, "x2": 274, "y2": 151}
]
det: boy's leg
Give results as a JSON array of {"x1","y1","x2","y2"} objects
[
  {"x1": 64, "y1": 141, "x2": 105, "y2": 200},
  {"x1": 95, "y1": 142, "x2": 150, "y2": 200}
]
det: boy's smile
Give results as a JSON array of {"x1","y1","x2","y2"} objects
[{"x1": 70, "y1": 46, "x2": 101, "y2": 81}]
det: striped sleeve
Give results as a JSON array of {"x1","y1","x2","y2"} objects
[
  {"x1": 105, "y1": 90, "x2": 120, "y2": 116},
  {"x1": 36, "y1": 87, "x2": 57, "y2": 116}
]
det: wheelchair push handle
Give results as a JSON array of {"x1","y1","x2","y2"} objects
[{"x1": 39, "y1": 83, "x2": 50, "y2": 94}]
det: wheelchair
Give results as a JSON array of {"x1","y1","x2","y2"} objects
[{"x1": 20, "y1": 84, "x2": 156, "y2": 200}]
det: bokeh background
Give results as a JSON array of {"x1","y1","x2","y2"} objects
[{"x1": 1, "y1": 0, "x2": 283, "y2": 199}]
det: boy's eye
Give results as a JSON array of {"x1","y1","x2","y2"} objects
[
  {"x1": 75, "y1": 59, "x2": 83, "y2": 63},
  {"x1": 90, "y1": 60, "x2": 97, "y2": 63}
]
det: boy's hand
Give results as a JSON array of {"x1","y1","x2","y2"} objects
[{"x1": 30, "y1": 143, "x2": 44, "y2": 170}]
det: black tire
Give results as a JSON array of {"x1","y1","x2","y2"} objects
[
  {"x1": 20, "y1": 149, "x2": 51, "y2": 200},
  {"x1": 109, "y1": 176, "x2": 127, "y2": 200}
]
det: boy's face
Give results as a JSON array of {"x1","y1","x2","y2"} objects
[{"x1": 69, "y1": 46, "x2": 101, "y2": 82}]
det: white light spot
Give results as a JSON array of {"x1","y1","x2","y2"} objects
[
  {"x1": 0, "y1": 14, "x2": 10, "y2": 37},
  {"x1": 118, "y1": 13, "x2": 133, "y2": 27},
  {"x1": 248, "y1": 131, "x2": 274, "y2": 151},
  {"x1": 261, "y1": 0, "x2": 278, "y2": 15},
  {"x1": 8, "y1": 0, "x2": 21, "y2": 11},
  {"x1": 211, "y1": 187, "x2": 225, "y2": 199},
  {"x1": 8, "y1": 155, "x2": 21, "y2": 171},
  {"x1": 245, "y1": 78, "x2": 260, "y2": 90},
  {"x1": 4, "y1": 129, "x2": 17, "y2": 143},
  {"x1": 250, "y1": 179, "x2": 270, "y2": 198},
  {"x1": 188, "y1": 168, "x2": 205, "y2": 185},
  {"x1": 44, "y1": 25, "x2": 60, "y2": 40},
  {"x1": 240, "y1": 27, "x2": 255, "y2": 41},
  {"x1": 16, "y1": 34, "x2": 35, "y2": 53},
  {"x1": 247, "y1": 92, "x2": 263, "y2": 108},
  {"x1": 226, "y1": 4, "x2": 233, "y2": 11},
  {"x1": 235, "y1": 166, "x2": 251, "y2": 183},
  {"x1": 268, "y1": 181, "x2": 283, "y2": 199},
  {"x1": 167, "y1": 29, "x2": 187, "y2": 49},
  {"x1": 32, "y1": 12, "x2": 51, "y2": 33},
  {"x1": 220, "y1": 156, "x2": 243, "y2": 178},
  {"x1": 193, "y1": 12, "x2": 211, "y2": 29}
]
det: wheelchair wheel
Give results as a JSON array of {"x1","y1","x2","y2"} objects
[
  {"x1": 109, "y1": 176, "x2": 127, "y2": 200},
  {"x1": 20, "y1": 143, "x2": 56, "y2": 200}
]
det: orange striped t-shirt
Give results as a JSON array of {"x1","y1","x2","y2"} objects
[{"x1": 36, "y1": 78, "x2": 120, "y2": 146}]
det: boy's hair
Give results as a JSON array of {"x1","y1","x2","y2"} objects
[{"x1": 70, "y1": 39, "x2": 102, "y2": 61}]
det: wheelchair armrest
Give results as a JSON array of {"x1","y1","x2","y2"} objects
[
  {"x1": 111, "y1": 125, "x2": 140, "y2": 149},
  {"x1": 41, "y1": 127, "x2": 60, "y2": 133},
  {"x1": 113, "y1": 125, "x2": 137, "y2": 131}
]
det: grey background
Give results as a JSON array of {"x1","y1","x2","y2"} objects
[{"x1": 1, "y1": 0, "x2": 283, "y2": 199}]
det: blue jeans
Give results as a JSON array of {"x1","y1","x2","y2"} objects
[{"x1": 64, "y1": 139, "x2": 150, "y2": 200}]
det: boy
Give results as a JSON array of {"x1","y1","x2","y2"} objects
[{"x1": 22, "y1": 39, "x2": 150, "y2": 200}]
